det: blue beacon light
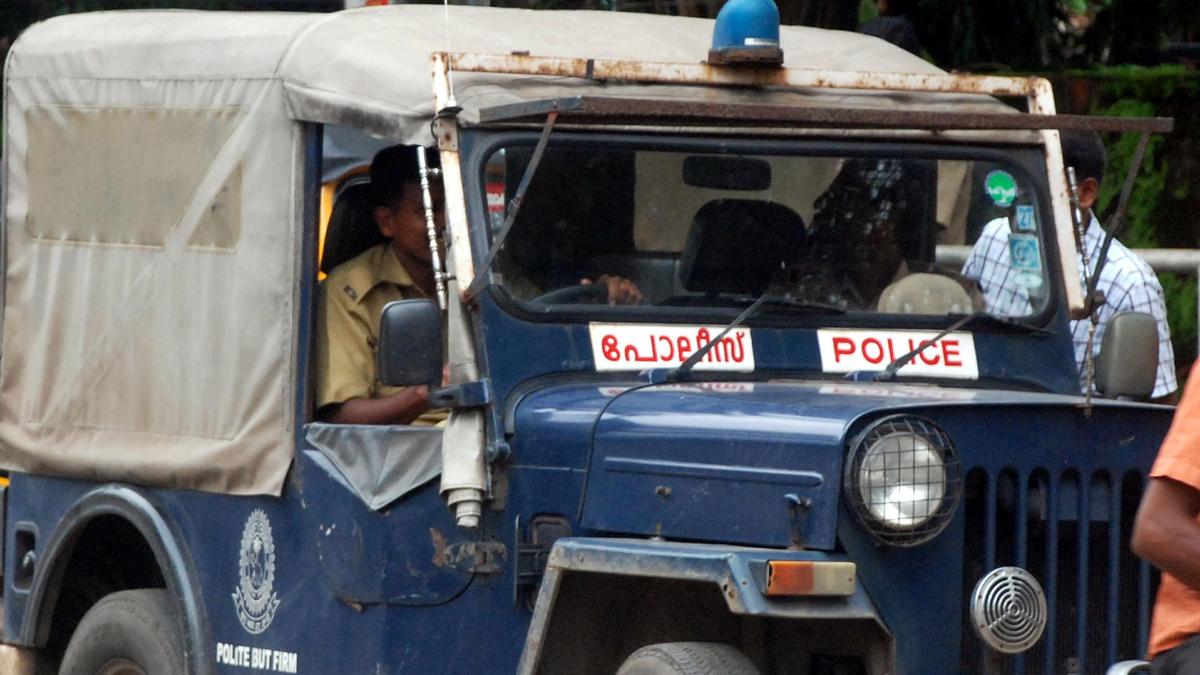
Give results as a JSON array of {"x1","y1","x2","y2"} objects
[{"x1": 708, "y1": 0, "x2": 784, "y2": 67}]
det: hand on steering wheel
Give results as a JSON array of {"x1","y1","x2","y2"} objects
[
  {"x1": 587, "y1": 274, "x2": 642, "y2": 305},
  {"x1": 532, "y1": 282, "x2": 611, "y2": 305},
  {"x1": 532, "y1": 275, "x2": 643, "y2": 305}
]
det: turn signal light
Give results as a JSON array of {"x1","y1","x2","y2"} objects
[{"x1": 764, "y1": 560, "x2": 856, "y2": 597}]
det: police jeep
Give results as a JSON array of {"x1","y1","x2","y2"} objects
[{"x1": 0, "y1": 3, "x2": 1175, "y2": 674}]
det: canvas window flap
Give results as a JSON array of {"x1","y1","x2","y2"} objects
[
  {"x1": 0, "y1": 75, "x2": 299, "y2": 496},
  {"x1": 305, "y1": 424, "x2": 441, "y2": 511}
]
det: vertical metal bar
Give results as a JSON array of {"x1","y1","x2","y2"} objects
[
  {"x1": 1045, "y1": 474, "x2": 1059, "y2": 671},
  {"x1": 1015, "y1": 470, "x2": 1029, "y2": 674},
  {"x1": 1016, "y1": 471, "x2": 1029, "y2": 569},
  {"x1": 1076, "y1": 475, "x2": 1091, "y2": 675},
  {"x1": 985, "y1": 471, "x2": 997, "y2": 572},
  {"x1": 416, "y1": 146, "x2": 448, "y2": 310},
  {"x1": 1107, "y1": 475, "x2": 1121, "y2": 666},
  {"x1": 296, "y1": 123, "x2": 323, "y2": 428},
  {"x1": 430, "y1": 52, "x2": 476, "y2": 295}
]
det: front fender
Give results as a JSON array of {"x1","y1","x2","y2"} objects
[
  {"x1": 516, "y1": 537, "x2": 886, "y2": 674},
  {"x1": 16, "y1": 484, "x2": 212, "y2": 675}
]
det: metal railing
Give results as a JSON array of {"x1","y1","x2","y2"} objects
[{"x1": 939, "y1": 245, "x2": 1200, "y2": 351}]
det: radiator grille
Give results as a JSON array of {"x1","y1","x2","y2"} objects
[{"x1": 960, "y1": 467, "x2": 1157, "y2": 674}]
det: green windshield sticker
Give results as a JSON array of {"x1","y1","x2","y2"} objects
[{"x1": 985, "y1": 170, "x2": 1018, "y2": 207}]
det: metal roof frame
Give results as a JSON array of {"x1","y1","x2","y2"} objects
[
  {"x1": 478, "y1": 95, "x2": 1173, "y2": 134},
  {"x1": 433, "y1": 51, "x2": 1177, "y2": 314}
]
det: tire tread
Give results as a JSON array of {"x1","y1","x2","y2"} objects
[
  {"x1": 58, "y1": 588, "x2": 183, "y2": 675},
  {"x1": 617, "y1": 641, "x2": 759, "y2": 675}
]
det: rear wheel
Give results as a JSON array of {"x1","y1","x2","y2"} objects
[
  {"x1": 58, "y1": 589, "x2": 183, "y2": 675},
  {"x1": 616, "y1": 642, "x2": 760, "y2": 675}
]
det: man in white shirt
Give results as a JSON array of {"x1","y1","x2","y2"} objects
[{"x1": 962, "y1": 131, "x2": 1176, "y2": 401}]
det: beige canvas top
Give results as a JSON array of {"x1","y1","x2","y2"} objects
[
  {"x1": 8, "y1": 6, "x2": 1017, "y2": 142},
  {"x1": 1, "y1": 7, "x2": 1024, "y2": 496}
]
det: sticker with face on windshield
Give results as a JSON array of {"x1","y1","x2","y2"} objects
[
  {"x1": 985, "y1": 170, "x2": 1018, "y2": 207},
  {"x1": 1008, "y1": 233, "x2": 1041, "y2": 271}
]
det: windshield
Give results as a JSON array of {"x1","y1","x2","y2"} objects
[{"x1": 482, "y1": 137, "x2": 1051, "y2": 322}]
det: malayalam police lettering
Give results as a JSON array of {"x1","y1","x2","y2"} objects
[
  {"x1": 589, "y1": 324, "x2": 755, "y2": 371},
  {"x1": 817, "y1": 329, "x2": 980, "y2": 379}
]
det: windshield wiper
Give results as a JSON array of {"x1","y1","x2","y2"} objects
[
  {"x1": 943, "y1": 312, "x2": 1051, "y2": 335},
  {"x1": 727, "y1": 295, "x2": 847, "y2": 315},
  {"x1": 464, "y1": 111, "x2": 558, "y2": 300},
  {"x1": 873, "y1": 310, "x2": 1047, "y2": 382},
  {"x1": 874, "y1": 311, "x2": 982, "y2": 382}
]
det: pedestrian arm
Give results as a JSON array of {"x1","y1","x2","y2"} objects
[{"x1": 1132, "y1": 476, "x2": 1200, "y2": 590}]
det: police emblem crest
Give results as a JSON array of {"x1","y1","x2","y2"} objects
[{"x1": 233, "y1": 509, "x2": 280, "y2": 634}]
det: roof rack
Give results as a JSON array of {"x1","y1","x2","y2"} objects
[{"x1": 478, "y1": 96, "x2": 1173, "y2": 133}]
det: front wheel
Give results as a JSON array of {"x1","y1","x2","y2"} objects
[
  {"x1": 59, "y1": 589, "x2": 183, "y2": 675},
  {"x1": 616, "y1": 642, "x2": 760, "y2": 675}
]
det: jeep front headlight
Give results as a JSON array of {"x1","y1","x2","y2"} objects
[{"x1": 845, "y1": 416, "x2": 961, "y2": 547}]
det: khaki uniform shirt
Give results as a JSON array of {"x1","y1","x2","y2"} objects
[{"x1": 315, "y1": 244, "x2": 445, "y2": 425}]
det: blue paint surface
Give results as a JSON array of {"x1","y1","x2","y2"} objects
[{"x1": 0, "y1": 128, "x2": 1171, "y2": 674}]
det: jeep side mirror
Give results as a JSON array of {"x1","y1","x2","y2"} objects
[
  {"x1": 377, "y1": 299, "x2": 442, "y2": 388},
  {"x1": 1095, "y1": 312, "x2": 1157, "y2": 399}
]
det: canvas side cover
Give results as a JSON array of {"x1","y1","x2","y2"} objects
[{"x1": 0, "y1": 17, "x2": 306, "y2": 495}]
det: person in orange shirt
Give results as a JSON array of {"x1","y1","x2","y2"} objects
[{"x1": 1133, "y1": 364, "x2": 1200, "y2": 673}]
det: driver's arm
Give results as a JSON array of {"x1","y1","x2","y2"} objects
[
  {"x1": 315, "y1": 275, "x2": 435, "y2": 425},
  {"x1": 318, "y1": 388, "x2": 430, "y2": 425},
  {"x1": 582, "y1": 273, "x2": 642, "y2": 305}
]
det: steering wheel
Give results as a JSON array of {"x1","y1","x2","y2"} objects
[{"x1": 532, "y1": 282, "x2": 611, "y2": 305}]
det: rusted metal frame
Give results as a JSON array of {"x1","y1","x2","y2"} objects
[
  {"x1": 1027, "y1": 80, "x2": 1087, "y2": 315},
  {"x1": 478, "y1": 96, "x2": 1173, "y2": 134},
  {"x1": 431, "y1": 52, "x2": 475, "y2": 293},
  {"x1": 481, "y1": 122, "x2": 1044, "y2": 141},
  {"x1": 442, "y1": 51, "x2": 1043, "y2": 97}
]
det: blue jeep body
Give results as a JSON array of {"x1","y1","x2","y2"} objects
[{"x1": 0, "y1": 6, "x2": 1174, "y2": 675}]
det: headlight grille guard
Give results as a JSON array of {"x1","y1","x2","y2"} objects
[{"x1": 844, "y1": 414, "x2": 963, "y2": 547}]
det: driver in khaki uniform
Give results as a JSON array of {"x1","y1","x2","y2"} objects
[{"x1": 315, "y1": 145, "x2": 447, "y2": 425}]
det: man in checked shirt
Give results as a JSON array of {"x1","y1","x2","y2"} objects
[{"x1": 961, "y1": 130, "x2": 1177, "y2": 402}]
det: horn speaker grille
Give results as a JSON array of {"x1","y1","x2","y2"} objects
[{"x1": 970, "y1": 566, "x2": 1048, "y2": 654}]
